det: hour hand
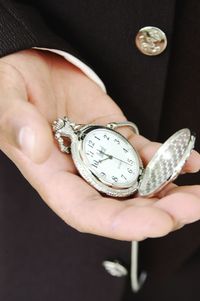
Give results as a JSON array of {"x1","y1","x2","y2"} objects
[
  {"x1": 97, "y1": 149, "x2": 113, "y2": 160},
  {"x1": 99, "y1": 157, "x2": 111, "y2": 163}
]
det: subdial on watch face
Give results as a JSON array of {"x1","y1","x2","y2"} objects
[{"x1": 82, "y1": 128, "x2": 141, "y2": 188}]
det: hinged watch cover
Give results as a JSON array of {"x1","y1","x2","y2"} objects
[{"x1": 138, "y1": 128, "x2": 196, "y2": 197}]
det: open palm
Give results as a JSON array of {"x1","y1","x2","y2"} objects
[{"x1": 0, "y1": 49, "x2": 200, "y2": 241}]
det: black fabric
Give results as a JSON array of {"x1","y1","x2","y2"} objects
[
  {"x1": 0, "y1": 0, "x2": 200, "y2": 300},
  {"x1": 0, "y1": 0, "x2": 90, "y2": 65}
]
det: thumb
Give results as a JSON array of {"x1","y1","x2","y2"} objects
[{"x1": 0, "y1": 63, "x2": 53, "y2": 163}]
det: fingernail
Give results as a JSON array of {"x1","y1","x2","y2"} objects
[{"x1": 18, "y1": 126, "x2": 35, "y2": 159}]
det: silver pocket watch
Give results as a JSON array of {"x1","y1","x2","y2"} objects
[{"x1": 52, "y1": 117, "x2": 195, "y2": 198}]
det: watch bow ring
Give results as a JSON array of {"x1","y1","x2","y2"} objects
[{"x1": 52, "y1": 117, "x2": 196, "y2": 198}]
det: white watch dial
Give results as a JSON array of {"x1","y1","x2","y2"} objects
[{"x1": 82, "y1": 128, "x2": 141, "y2": 188}]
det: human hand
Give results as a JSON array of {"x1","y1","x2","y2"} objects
[{"x1": 0, "y1": 49, "x2": 200, "y2": 241}]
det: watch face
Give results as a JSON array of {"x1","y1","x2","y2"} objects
[{"x1": 81, "y1": 128, "x2": 141, "y2": 188}]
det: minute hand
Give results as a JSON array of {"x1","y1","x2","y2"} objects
[
  {"x1": 111, "y1": 155, "x2": 133, "y2": 166},
  {"x1": 98, "y1": 150, "x2": 132, "y2": 166}
]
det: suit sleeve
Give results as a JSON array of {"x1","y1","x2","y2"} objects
[{"x1": 0, "y1": 0, "x2": 105, "y2": 90}]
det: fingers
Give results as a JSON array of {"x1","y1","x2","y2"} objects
[
  {"x1": 160, "y1": 184, "x2": 200, "y2": 198},
  {"x1": 37, "y1": 170, "x2": 176, "y2": 241},
  {"x1": 3, "y1": 139, "x2": 175, "y2": 241},
  {"x1": 1, "y1": 51, "x2": 198, "y2": 242},
  {"x1": 7, "y1": 135, "x2": 200, "y2": 240},
  {"x1": 183, "y1": 150, "x2": 200, "y2": 173},
  {"x1": 0, "y1": 61, "x2": 53, "y2": 163},
  {"x1": 154, "y1": 186, "x2": 200, "y2": 226}
]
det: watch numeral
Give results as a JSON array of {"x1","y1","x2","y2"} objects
[
  {"x1": 88, "y1": 140, "x2": 95, "y2": 148},
  {"x1": 92, "y1": 160, "x2": 99, "y2": 168},
  {"x1": 121, "y1": 174, "x2": 127, "y2": 180},
  {"x1": 112, "y1": 176, "x2": 118, "y2": 182},
  {"x1": 127, "y1": 168, "x2": 133, "y2": 174},
  {"x1": 114, "y1": 139, "x2": 120, "y2": 144},
  {"x1": 100, "y1": 172, "x2": 106, "y2": 177},
  {"x1": 123, "y1": 148, "x2": 128, "y2": 153},
  {"x1": 127, "y1": 158, "x2": 134, "y2": 165},
  {"x1": 94, "y1": 136, "x2": 100, "y2": 141},
  {"x1": 86, "y1": 151, "x2": 94, "y2": 157},
  {"x1": 103, "y1": 134, "x2": 110, "y2": 141}
]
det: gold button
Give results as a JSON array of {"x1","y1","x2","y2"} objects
[{"x1": 135, "y1": 26, "x2": 167, "y2": 56}]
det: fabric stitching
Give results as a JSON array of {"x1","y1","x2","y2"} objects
[{"x1": 0, "y1": 0, "x2": 36, "y2": 42}]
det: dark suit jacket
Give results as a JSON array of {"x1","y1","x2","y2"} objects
[{"x1": 0, "y1": 1, "x2": 200, "y2": 300}]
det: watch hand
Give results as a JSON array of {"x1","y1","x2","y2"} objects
[
  {"x1": 99, "y1": 157, "x2": 111, "y2": 163},
  {"x1": 97, "y1": 149, "x2": 112, "y2": 158},
  {"x1": 112, "y1": 156, "x2": 132, "y2": 166},
  {"x1": 97, "y1": 150, "x2": 132, "y2": 166}
]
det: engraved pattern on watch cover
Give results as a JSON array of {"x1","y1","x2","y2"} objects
[{"x1": 138, "y1": 128, "x2": 196, "y2": 196}]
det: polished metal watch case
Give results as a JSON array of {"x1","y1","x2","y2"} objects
[{"x1": 52, "y1": 117, "x2": 196, "y2": 198}]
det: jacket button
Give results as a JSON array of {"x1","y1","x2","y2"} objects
[
  {"x1": 102, "y1": 260, "x2": 128, "y2": 277},
  {"x1": 135, "y1": 26, "x2": 167, "y2": 56}
]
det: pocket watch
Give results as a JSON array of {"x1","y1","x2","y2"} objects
[{"x1": 52, "y1": 117, "x2": 195, "y2": 198}]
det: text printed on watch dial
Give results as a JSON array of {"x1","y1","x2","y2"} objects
[{"x1": 82, "y1": 129, "x2": 140, "y2": 188}]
